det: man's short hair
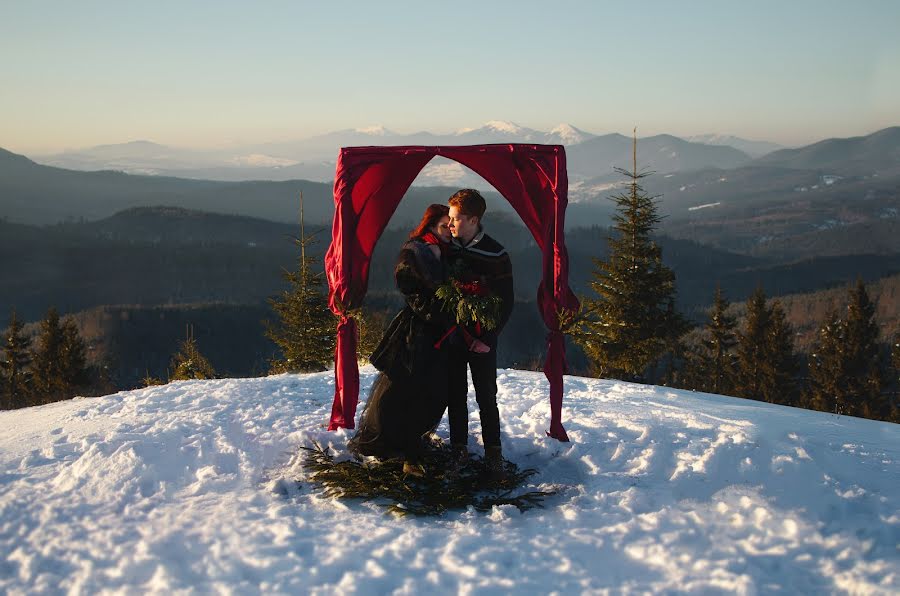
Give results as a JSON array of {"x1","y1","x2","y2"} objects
[{"x1": 448, "y1": 189, "x2": 486, "y2": 219}]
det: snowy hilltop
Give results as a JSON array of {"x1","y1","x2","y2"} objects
[{"x1": 1, "y1": 367, "x2": 897, "y2": 593}]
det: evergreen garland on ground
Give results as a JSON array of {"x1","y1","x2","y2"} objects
[{"x1": 299, "y1": 442, "x2": 556, "y2": 516}]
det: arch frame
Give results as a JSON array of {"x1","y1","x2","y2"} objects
[{"x1": 324, "y1": 144, "x2": 578, "y2": 441}]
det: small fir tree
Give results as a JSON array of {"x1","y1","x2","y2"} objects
[
  {"x1": 767, "y1": 300, "x2": 800, "y2": 405},
  {"x1": 686, "y1": 285, "x2": 738, "y2": 395},
  {"x1": 734, "y1": 288, "x2": 798, "y2": 405},
  {"x1": 170, "y1": 327, "x2": 216, "y2": 381},
  {"x1": 807, "y1": 280, "x2": 886, "y2": 418},
  {"x1": 60, "y1": 317, "x2": 91, "y2": 393},
  {"x1": 574, "y1": 132, "x2": 685, "y2": 381},
  {"x1": 806, "y1": 311, "x2": 845, "y2": 413},
  {"x1": 891, "y1": 331, "x2": 900, "y2": 422},
  {"x1": 30, "y1": 307, "x2": 67, "y2": 404},
  {"x1": 1, "y1": 309, "x2": 32, "y2": 410},
  {"x1": 266, "y1": 192, "x2": 336, "y2": 373}
]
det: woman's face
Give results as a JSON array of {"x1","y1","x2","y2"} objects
[{"x1": 431, "y1": 215, "x2": 452, "y2": 243}]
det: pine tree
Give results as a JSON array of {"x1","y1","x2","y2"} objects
[
  {"x1": 266, "y1": 192, "x2": 336, "y2": 373},
  {"x1": 60, "y1": 317, "x2": 91, "y2": 393},
  {"x1": 1, "y1": 309, "x2": 32, "y2": 410},
  {"x1": 768, "y1": 300, "x2": 800, "y2": 405},
  {"x1": 686, "y1": 285, "x2": 738, "y2": 395},
  {"x1": 891, "y1": 331, "x2": 900, "y2": 422},
  {"x1": 30, "y1": 307, "x2": 67, "y2": 404},
  {"x1": 574, "y1": 132, "x2": 686, "y2": 381},
  {"x1": 805, "y1": 311, "x2": 843, "y2": 413},
  {"x1": 807, "y1": 280, "x2": 886, "y2": 418},
  {"x1": 734, "y1": 288, "x2": 798, "y2": 405},
  {"x1": 170, "y1": 326, "x2": 216, "y2": 381}
]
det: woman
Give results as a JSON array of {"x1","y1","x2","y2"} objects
[{"x1": 348, "y1": 204, "x2": 457, "y2": 472}]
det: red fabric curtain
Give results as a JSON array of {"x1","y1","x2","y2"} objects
[{"x1": 324, "y1": 144, "x2": 579, "y2": 441}]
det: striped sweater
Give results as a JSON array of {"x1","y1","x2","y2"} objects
[{"x1": 447, "y1": 229, "x2": 514, "y2": 342}]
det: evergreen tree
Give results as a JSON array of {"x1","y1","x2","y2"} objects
[
  {"x1": 574, "y1": 132, "x2": 685, "y2": 381},
  {"x1": 60, "y1": 317, "x2": 91, "y2": 393},
  {"x1": 807, "y1": 280, "x2": 886, "y2": 418},
  {"x1": 686, "y1": 285, "x2": 738, "y2": 395},
  {"x1": 805, "y1": 311, "x2": 843, "y2": 413},
  {"x1": 1, "y1": 309, "x2": 32, "y2": 410},
  {"x1": 891, "y1": 331, "x2": 900, "y2": 422},
  {"x1": 734, "y1": 288, "x2": 798, "y2": 405},
  {"x1": 767, "y1": 300, "x2": 800, "y2": 405},
  {"x1": 266, "y1": 192, "x2": 336, "y2": 373},
  {"x1": 30, "y1": 307, "x2": 67, "y2": 404},
  {"x1": 170, "y1": 327, "x2": 216, "y2": 380}
]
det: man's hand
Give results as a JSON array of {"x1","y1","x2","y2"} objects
[{"x1": 470, "y1": 339, "x2": 491, "y2": 353}]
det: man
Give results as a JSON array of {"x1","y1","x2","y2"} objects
[{"x1": 446, "y1": 189, "x2": 514, "y2": 473}]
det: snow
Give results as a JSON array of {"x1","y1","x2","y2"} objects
[
  {"x1": 688, "y1": 202, "x2": 722, "y2": 211},
  {"x1": 456, "y1": 121, "x2": 524, "y2": 135},
  {"x1": 229, "y1": 154, "x2": 300, "y2": 168},
  {"x1": 354, "y1": 126, "x2": 391, "y2": 136},
  {"x1": 1, "y1": 367, "x2": 898, "y2": 593},
  {"x1": 548, "y1": 124, "x2": 589, "y2": 145}
]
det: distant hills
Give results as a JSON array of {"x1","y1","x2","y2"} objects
[
  {"x1": 682, "y1": 134, "x2": 783, "y2": 158},
  {"x1": 753, "y1": 126, "x2": 900, "y2": 176},
  {"x1": 0, "y1": 149, "x2": 512, "y2": 226},
  {"x1": 2, "y1": 127, "x2": 897, "y2": 254},
  {"x1": 31, "y1": 121, "x2": 769, "y2": 185}
]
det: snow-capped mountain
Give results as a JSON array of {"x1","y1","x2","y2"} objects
[
  {"x1": 545, "y1": 123, "x2": 596, "y2": 145},
  {"x1": 1, "y1": 367, "x2": 896, "y2": 593},
  {"x1": 683, "y1": 134, "x2": 784, "y2": 158},
  {"x1": 31, "y1": 123, "x2": 780, "y2": 184},
  {"x1": 453, "y1": 120, "x2": 543, "y2": 143}
]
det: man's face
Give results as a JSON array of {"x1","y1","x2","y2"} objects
[{"x1": 448, "y1": 205, "x2": 479, "y2": 243}]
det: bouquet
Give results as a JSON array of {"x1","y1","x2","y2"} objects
[{"x1": 435, "y1": 274, "x2": 501, "y2": 332}]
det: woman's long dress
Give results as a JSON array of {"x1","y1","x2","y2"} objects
[{"x1": 348, "y1": 239, "x2": 451, "y2": 460}]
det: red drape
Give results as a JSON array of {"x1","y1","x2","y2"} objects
[{"x1": 324, "y1": 144, "x2": 579, "y2": 441}]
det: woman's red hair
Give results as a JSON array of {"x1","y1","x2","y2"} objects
[{"x1": 409, "y1": 203, "x2": 450, "y2": 240}]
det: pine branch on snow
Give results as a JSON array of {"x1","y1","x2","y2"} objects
[{"x1": 298, "y1": 441, "x2": 556, "y2": 516}]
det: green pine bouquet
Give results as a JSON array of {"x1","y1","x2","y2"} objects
[{"x1": 435, "y1": 275, "x2": 501, "y2": 331}]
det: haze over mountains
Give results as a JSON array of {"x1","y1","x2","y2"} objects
[
  {"x1": 3, "y1": 127, "x2": 898, "y2": 248},
  {"x1": 31, "y1": 121, "x2": 782, "y2": 187}
]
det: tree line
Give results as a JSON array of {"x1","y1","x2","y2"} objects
[
  {"x1": 4, "y1": 148, "x2": 898, "y2": 423},
  {"x1": 1, "y1": 307, "x2": 98, "y2": 409},
  {"x1": 569, "y1": 139, "x2": 900, "y2": 424}
]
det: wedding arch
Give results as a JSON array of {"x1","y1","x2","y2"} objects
[{"x1": 324, "y1": 144, "x2": 579, "y2": 441}]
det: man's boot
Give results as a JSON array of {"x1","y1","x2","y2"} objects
[
  {"x1": 484, "y1": 446, "x2": 504, "y2": 482},
  {"x1": 448, "y1": 443, "x2": 468, "y2": 475}
]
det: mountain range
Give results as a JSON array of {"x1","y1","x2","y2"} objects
[
  {"x1": 32, "y1": 121, "x2": 779, "y2": 186},
  {"x1": 3, "y1": 127, "x2": 897, "y2": 234}
]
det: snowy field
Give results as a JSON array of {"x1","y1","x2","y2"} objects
[{"x1": 1, "y1": 366, "x2": 898, "y2": 594}]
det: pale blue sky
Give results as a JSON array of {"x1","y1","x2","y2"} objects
[{"x1": 2, "y1": 0, "x2": 898, "y2": 153}]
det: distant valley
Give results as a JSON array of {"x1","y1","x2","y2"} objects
[{"x1": 1, "y1": 125, "x2": 898, "y2": 386}]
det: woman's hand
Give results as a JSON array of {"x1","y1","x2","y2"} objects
[{"x1": 470, "y1": 339, "x2": 491, "y2": 353}]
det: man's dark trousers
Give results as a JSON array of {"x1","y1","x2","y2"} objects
[{"x1": 448, "y1": 339, "x2": 501, "y2": 448}]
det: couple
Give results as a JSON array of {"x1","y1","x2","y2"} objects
[{"x1": 348, "y1": 189, "x2": 514, "y2": 476}]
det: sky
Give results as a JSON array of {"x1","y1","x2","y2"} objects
[{"x1": 2, "y1": 0, "x2": 899, "y2": 154}]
